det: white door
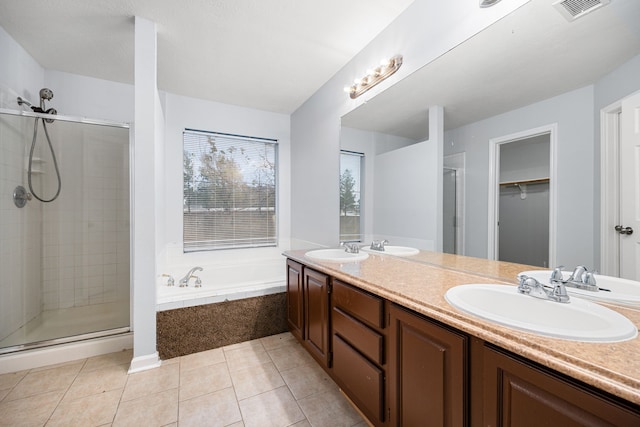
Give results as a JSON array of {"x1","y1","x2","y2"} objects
[{"x1": 619, "y1": 90, "x2": 640, "y2": 280}]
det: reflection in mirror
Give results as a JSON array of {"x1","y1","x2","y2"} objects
[
  {"x1": 339, "y1": 0, "x2": 640, "y2": 278},
  {"x1": 339, "y1": 150, "x2": 363, "y2": 242}
]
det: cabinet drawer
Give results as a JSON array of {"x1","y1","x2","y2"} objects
[
  {"x1": 333, "y1": 334, "x2": 385, "y2": 423},
  {"x1": 333, "y1": 280, "x2": 384, "y2": 328},
  {"x1": 333, "y1": 307, "x2": 384, "y2": 365}
]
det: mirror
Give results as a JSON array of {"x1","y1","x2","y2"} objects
[{"x1": 339, "y1": 0, "x2": 640, "y2": 274}]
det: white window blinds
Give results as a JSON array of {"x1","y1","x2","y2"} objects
[{"x1": 183, "y1": 129, "x2": 277, "y2": 252}]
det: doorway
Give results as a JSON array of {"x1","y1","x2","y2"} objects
[
  {"x1": 488, "y1": 125, "x2": 557, "y2": 267},
  {"x1": 443, "y1": 153, "x2": 465, "y2": 255},
  {"x1": 600, "y1": 90, "x2": 640, "y2": 280}
]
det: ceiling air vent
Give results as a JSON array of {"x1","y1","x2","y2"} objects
[{"x1": 553, "y1": 0, "x2": 611, "y2": 22}]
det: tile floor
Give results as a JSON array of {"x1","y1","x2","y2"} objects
[{"x1": 0, "y1": 332, "x2": 367, "y2": 427}]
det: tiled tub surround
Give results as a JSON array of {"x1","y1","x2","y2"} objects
[
  {"x1": 285, "y1": 249, "x2": 640, "y2": 406},
  {"x1": 157, "y1": 293, "x2": 288, "y2": 360}
]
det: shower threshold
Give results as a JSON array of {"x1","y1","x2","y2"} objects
[
  {"x1": 0, "y1": 302, "x2": 130, "y2": 355},
  {"x1": 0, "y1": 326, "x2": 131, "y2": 355}
]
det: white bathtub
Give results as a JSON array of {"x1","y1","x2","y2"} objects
[{"x1": 157, "y1": 258, "x2": 286, "y2": 311}]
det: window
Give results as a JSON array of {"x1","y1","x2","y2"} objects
[
  {"x1": 340, "y1": 150, "x2": 363, "y2": 242},
  {"x1": 183, "y1": 129, "x2": 277, "y2": 252}
]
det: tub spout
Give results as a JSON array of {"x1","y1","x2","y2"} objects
[{"x1": 179, "y1": 267, "x2": 203, "y2": 287}]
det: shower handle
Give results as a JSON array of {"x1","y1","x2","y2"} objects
[{"x1": 13, "y1": 185, "x2": 32, "y2": 208}]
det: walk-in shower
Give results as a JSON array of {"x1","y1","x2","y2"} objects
[{"x1": 0, "y1": 94, "x2": 131, "y2": 356}]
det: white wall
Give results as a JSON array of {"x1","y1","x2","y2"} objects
[
  {"x1": 593, "y1": 53, "x2": 640, "y2": 264},
  {"x1": 444, "y1": 53, "x2": 640, "y2": 270},
  {"x1": 44, "y1": 70, "x2": 134, "y2": 123},
  {"x1": 340, "y1": 126, "x2": 417, "y2": 242},
  {"x1": 0, "y1": 25, "x2": 44, "y2": 109},
  {"x1": 445, "y1": 86, "x2": 594, "y2": 267},
  {"x1": 290, "y1": 0, "x2": 528, "y2": 248},
  {"x1": 159, "y1": 92, "x2": 291, "y2": 268}
]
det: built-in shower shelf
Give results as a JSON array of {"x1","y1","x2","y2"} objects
[{"x1": 25, "y1": 157, "x2": 46, "y2": 174}]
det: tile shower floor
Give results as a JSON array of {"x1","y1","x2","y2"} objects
[{"x1": 0, "y1": 332, "x2": 367, "y2": 427}]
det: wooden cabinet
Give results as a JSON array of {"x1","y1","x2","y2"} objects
[
  {"x1": 388, "y1": 303, "x2": 467, "y2": 427},
  {"x1": 285, "y1": 259, "x2": 640, "y2": 426},
  {"x1": 286, "y1": 259, "x2": 304, "y2": 341},
  {"x1": 331, "y1": 280, "x2": 386, "y2": 425},
  {"x1": 303, "y1": 267, "x2": 331, "y2": 368},
  {"x1": 480, "y1": 344, "x2": 640, "y2": 427}
]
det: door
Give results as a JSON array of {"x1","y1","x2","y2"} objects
[
  {"x1": 304, "y1": 268, "x2": 331, "y2": 368},
  {"x1": 620, "y1": 91, "x2": 640, "y2": 280},
  {"x1": 286, "y1": 259, "x2": 304, "y2": 341},
  {"x1": 388, "y1": 304, "x2": 467, "y2": 427}
]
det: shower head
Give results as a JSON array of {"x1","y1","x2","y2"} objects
[{"x1": 40, "y1": 88, "x2": 54, "y2": 101}]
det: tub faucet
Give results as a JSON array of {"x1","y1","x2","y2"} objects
[{"x1": 179, "y1": 267, "x2": 203, "y2": 287}]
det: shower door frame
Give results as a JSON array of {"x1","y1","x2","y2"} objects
[{"x1": 0, "y1": 107, "x2": 132, "y2": 355}]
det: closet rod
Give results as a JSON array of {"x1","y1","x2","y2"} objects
[{"x1": 499, "y1": 177, "x2": 549, "y2": 187}]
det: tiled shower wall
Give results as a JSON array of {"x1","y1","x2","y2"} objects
[
  {"x1": 41, "y1": 123, "x2": 130, "y2": 310},
  {"x1": 0, "y1": 114, "x2": 43, "y2": 341}
]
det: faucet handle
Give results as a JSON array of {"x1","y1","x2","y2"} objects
[
  {"x1": 584, "y1": 271, "x2": 597, "y2": 286},
  {"x1": 568, "y1": 265, "x2": 587, "y2": 283},
  {"x1": 193, "y1": 276, "x2": 202, "y2": 288},
  {"x1": 552, "y1": 282, "x2": 570, "y2": 303},
  {"x1": 161, "y1": 274, "x2": 175, "y2": 286},
  {"x1": 550, "y1": 265, "x2": 565, "y2": 282}
]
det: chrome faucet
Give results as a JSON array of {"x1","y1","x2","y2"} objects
[
  {"x1": 340, "y1": 242, "x2": 360, "y2": 253},
  {"x1": 551, "y1": 265, "x2": 599, "y2": 292},
  {"x1": 567, "y1": 265, "x2": 587, "y2": 284},
  {"x1": 518, "y1": 275, "x2": 570, "y2": 303},
  {"x1": 369, "y1": 240, "x2": 389, "y2": 251},
  {"x1": 179, "y1": 267, "x2": 203, "y2": 287}
]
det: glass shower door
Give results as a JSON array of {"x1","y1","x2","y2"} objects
[{"x1": 0, "y1": 110, "x2": 131, "y2": 353}]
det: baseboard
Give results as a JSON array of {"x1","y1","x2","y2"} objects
[{"x1": 128, "y1": 351, "x2": 161, "y2": 373}]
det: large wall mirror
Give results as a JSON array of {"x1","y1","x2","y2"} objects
[{"x1": 339, "y1": 0, "x2": 640, "y2": 278}]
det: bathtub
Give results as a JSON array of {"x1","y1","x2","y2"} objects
[{"x1": 157, "y1": 258, "x2": 286, "y2": 311}]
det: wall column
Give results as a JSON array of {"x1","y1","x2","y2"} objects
[{"x1": 129, "y1": 16, "x2": 160, "y2": 372}]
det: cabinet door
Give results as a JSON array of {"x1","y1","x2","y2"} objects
[
  {"x1": 286, "y1": 259, "x2": 304, "y2": 341},
  {"x1": 388, "y1": 304, "x2": 467, "y2": 427},
  {"x1": 304, "y1": 268, "x2": 331, "y2": 368},
  {"x1": 482, "y1": 345, "x2": 640, "y2": 426}
]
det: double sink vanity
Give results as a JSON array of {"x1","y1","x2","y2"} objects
[{"x1": 284, "y1": 247, "x2": 640, "y2": 426}]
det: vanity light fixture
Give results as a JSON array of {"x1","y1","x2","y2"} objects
[{"x1": 344, "y1": 55, "x2": 403, "y2": 99}]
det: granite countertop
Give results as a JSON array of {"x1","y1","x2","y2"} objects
[{"x1": 284, "y1": 249, "x2": 640, "y2": 406}]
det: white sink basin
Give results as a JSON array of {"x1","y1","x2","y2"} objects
[
  {"x1": 305, "y1": 249, "x2": 369, "y2": 262},
  {"x1": 445, "y1": 284, "x2": 637, "y2": 342},
  {"x1": 361, "y1": 246, "x2": 420, "y2": 257},
  {"x1": 519, "y1": 270, "x2": 640, "y2": 307}
]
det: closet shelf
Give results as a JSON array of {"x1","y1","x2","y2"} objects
[{"x1": 499, "y1": 177, "x2": 549, "y2": 186}]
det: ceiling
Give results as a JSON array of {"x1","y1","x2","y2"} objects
[
  {"x1": 342, "y1": 0, "x2": 640, "y2": 140},
  {"x1": 0, "y1": 0, "x2": 414, "y2": 114}
]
